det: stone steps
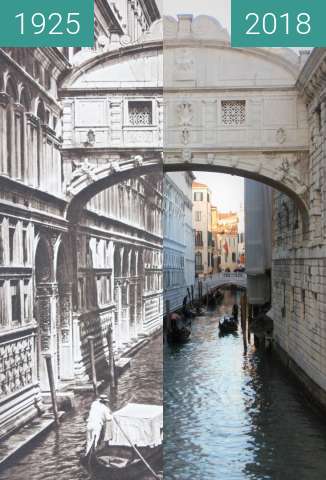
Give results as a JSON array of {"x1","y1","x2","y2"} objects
[{"x1": 0, "y1": 412, "x2": 64, "y2": 468}]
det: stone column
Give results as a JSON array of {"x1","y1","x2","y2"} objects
[
  {"x1": 114, "y1": 280, "x2": 122, "y2": 349},
  {"x1": 0, "y1": 92, "x2": 9, "y2": 175},
  {"x1": 58, "y1": 282, "x2": 74, "y2": 380},
  {"x1": 25, "y1": 113, "x2": 39, "y2": 187},
  {"x1": 36, "y1": 283, "x2": 59, "y2": 391},
  {"x1": 14, "y1": 103, "x2": 24, "y2": 180}
]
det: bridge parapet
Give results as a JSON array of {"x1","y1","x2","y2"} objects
[{"x1": 195, "y1": 272, "x2": 247, "y2": 295}]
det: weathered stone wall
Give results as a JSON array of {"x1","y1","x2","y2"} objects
[{"x1": 271, "y1": 50, "x2": 326, "y2": 405}]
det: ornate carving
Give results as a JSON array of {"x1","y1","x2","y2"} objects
[
  {"x1": 71, "y1": 158, "x2": 98, "y2": 182},
  {"x1": 181, "y1": 129, "x2": 190, "y2": 145},
  {"x1": 0, "y1": 336, "x2": 34, "y2": 396},
  {"x1": 221, "y1": 100, "x2": 246, "y2": 125},
  {"x1": 0, "y1": 92, "x2": 10, "y2": 107},
  {"x1": 276, "y1": 128, "x2": 287, "y2": 144},
  {"x1": 132, "y1": 155, "x2": 144, "y2": 167},
  {"x1": 182, "y1": 149, "x2": 192, "y2": 162},
  {"x1": 84, "y1": 129, "x2": 96, "y2": 147},
  {"x1": 177, "y1": 102, "x2": 193, "y2": 126}
]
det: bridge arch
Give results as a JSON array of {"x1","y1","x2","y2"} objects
[
  {"x1": 61, "y1": 15, "x2": 309, "y2": 232},
  {"x1": 65, "y1": 154, "x2": 309, "y2": 232}
]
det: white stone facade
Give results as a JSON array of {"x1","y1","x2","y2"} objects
[{"x1": 163, "y1": 172, "x2": 195, "y2": 312}]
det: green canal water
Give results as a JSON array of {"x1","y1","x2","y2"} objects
[{"x1": 164, "y1": 289, "x2": 326, "y2": 480}]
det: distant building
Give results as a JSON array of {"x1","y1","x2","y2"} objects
[
  {"x1": 192, "y1": 182, "x2": 213, "y2": 278},
  {"x1": 164, "y1": 172, "x2": 195, "y2": 311},
  {"x1": 214, "y1": 211, "x2": 241, "y2": 271}
]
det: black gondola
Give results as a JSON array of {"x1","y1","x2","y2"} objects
[
  {"x1": 84, "y1": 443, "x2": 162, "y2": 479},
  {"x1": 167, "y1": 313, "x2": 191, "y2": 344},
  {"x1": 219, "y1": 315, "x2": 238, "y2": 333}
]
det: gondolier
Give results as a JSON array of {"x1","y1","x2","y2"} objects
[{"x1": 86, "y1": 394, "x2": 113, "y2": 454}]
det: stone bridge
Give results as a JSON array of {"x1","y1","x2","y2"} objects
[
  {"x1": 195, "y1": 273, "x2": 247, "y2": 297},
  {"x1": 63, "y1": 15, "x2": 309, "y2": 231}
]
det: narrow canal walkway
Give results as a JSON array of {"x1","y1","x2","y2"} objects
[
  {"x1": 0, "y1": 333, "x2": 162, "y2": 480},
  {"x1": 164, "y1": 289, "x2": 326, "y2": 480}
]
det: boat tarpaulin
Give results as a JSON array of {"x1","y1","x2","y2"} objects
[{"x1": 110, "y1": 403, "x2": 162, "y2": 447}]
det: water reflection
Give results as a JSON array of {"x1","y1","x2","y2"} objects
[
  {"x1": 164, "y1": 289, "x2": 326, "y2": 480},
  {"x1": 0, "y1": 334, "x2": 162, "y2": 480}
]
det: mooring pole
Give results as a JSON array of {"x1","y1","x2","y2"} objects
[
  {"x1": 88, "y1": 336, "x2": 98, "y2": 395},
  {"x1": 247, "y1": 301, "x2": 251, "y2": 344},
  {"x1": 166, "y1": 300, "x2": 171, "y2": 331},
  {"x1": 44, "y1": 354, "x2": 60, "y2": 425},
  {"x1": 191, "y1": 285, "x2": 194, "y2": 306},
  {"x1": 241, "y1": 294, "x2": 247, "y2": 354},
  {"x1": 106, "y1": 326, "x2": 117, "y2": 387}
]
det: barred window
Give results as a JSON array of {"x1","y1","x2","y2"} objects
[
  {"x1": 221, "y1": 100, "x2": 246, "y2": 126},
  {"x1": 128, "y1": 101, "x2": 152, "y2": 126}
]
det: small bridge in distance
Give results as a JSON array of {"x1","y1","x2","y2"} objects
[{"x1": 195, "y1": 272, "x2": 247, "y2": 298}]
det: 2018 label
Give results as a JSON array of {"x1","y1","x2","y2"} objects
[{"x1": 245, "y1": 12, "x2": 311, "y2": 36}]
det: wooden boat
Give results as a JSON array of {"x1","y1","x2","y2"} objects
[
  {"x1": 167, "y1": 313, "x2": 191, "y2": 344},
  {"x1": 81, "y1": 403, "x2": 162, "y2": 479},
  {"x1": 219, "y1": 315, "x2": 238, "y2": 333},
  {"x1": 85, "y1": 443, "x2": 162, "y2": 479}
]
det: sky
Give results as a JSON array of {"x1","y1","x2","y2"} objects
[
  {"x1": 194, "y1": 172, "x2": 244, "y2": 212},
  {"x1": 163, "y1": 0, "x2": 230, "y2": 28}
]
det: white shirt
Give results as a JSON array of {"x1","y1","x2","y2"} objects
[{"x1": 87, "y1": 400, "x2": 112, "y2": 428}]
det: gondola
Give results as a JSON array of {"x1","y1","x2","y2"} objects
[
  {"x1": 85, "y1": 443, "x2": 162, "y2": 479},
  {"x1": 167, "y1": 313, "x2": 191, "y2": 344},
  {"x1": 219, "y1": 315, "x2": 238, "y2": 333},
  {"x1": 81, "y1": 403, "x2": 163, "y2": 480}
]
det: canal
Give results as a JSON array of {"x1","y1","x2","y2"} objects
[
  {"x1": 164, "y1": 288, "x2": 326, "y2": 480},
  {"x1": 0, "y1": 333, "x2": 162, "y2": 480}
]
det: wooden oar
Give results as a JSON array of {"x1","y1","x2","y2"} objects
[{"x1": 111, "y1": 414, "x2": 161, "y2": 480}]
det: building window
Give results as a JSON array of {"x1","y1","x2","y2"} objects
[
  {"x1": 23, "y1": 227, "x2": 28, "y2": 264},
  {"x1": 194, "y1": 192, "x2": 203, "y2": 201},
  {"x1": 9, "y1": 224, "x2": 15, "y2": 263},
  {"x1": 195, "y1": 231, "x2": 203, "y2": 246},
  {"x1": 195, "y1": 211, "x2": 201, "y2": 221},
  {"x1": 24, "y1": 279, "x2": 30, "y2": 321},
  {"x1": 232, "y1": 252, "x2": 236, "y2": 263},
  {"x1": 195, "y1": 252, "x2": 202, "y2": 266},
  {"x1": 11, "y1": 281, "x2": 21, "y2": 324},
  {"x1": 221, "y1": 100, "x2": 246, "y2": 126},
  {"x1": 128, "y1": 101, "x2": 152, "y2": 126},
  {"x1": 45, "y1": 70, "x2": 51, "y2": 90}
]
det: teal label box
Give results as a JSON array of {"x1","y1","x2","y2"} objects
[
  {"x1": 232, "y1": 0, "x2": 325, "y2": 47},
  {"x1": 0, "y1": 0, "x2": 94, "y2": 47}
]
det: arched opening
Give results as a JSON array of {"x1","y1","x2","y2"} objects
[{"x1": 6, "y1": 80, "x2": 17, "y2": 178}]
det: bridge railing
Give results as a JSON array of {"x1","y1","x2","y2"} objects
[{"x1": 194, "y1": 272, "x2": 247, "y2": 297}]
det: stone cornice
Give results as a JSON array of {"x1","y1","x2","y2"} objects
[
  {"x1": 0, "y1": 92, "x2": 10, "y2": 107},
  {"x1": 296, "y1": 48, "x2": 326, "y2": 102}
]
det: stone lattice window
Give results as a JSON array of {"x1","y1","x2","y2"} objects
[
  {"x1": 128, "y1": 101, "x2": 152, "y2": 126},
  {"x1": 221, "y1": 100, "x2": 246, "y2": 126}
]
